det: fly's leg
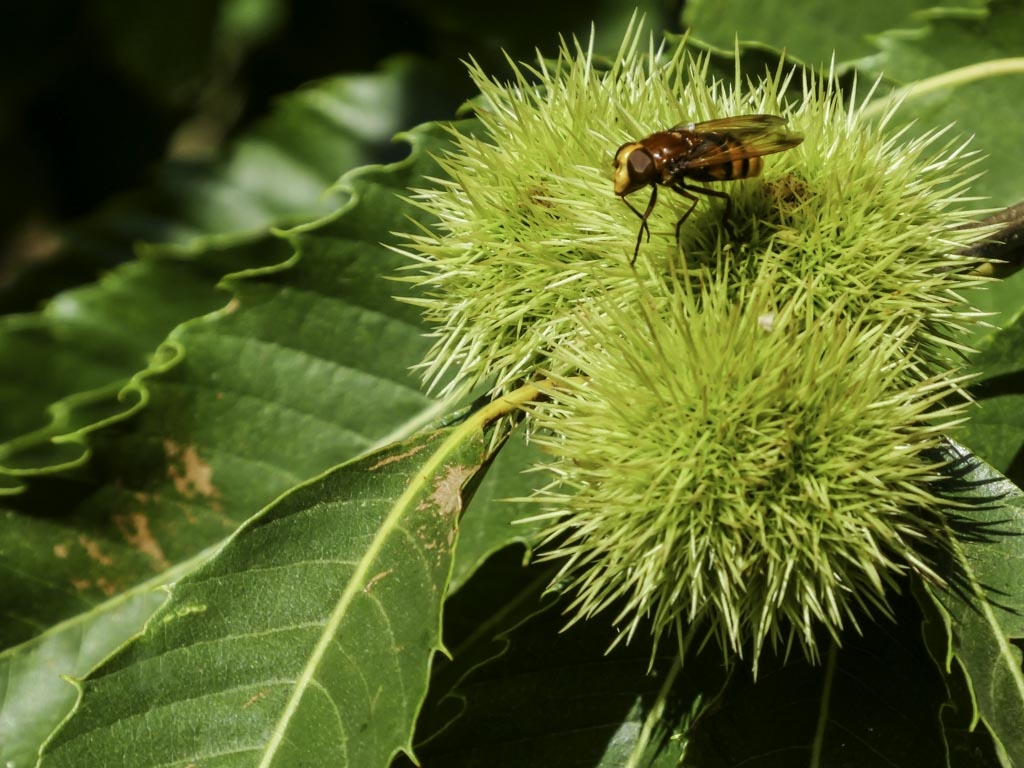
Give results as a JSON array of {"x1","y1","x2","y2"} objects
[
  {"x1": 621, "y1": 186, "x2": 658, "y2": 266},
  {"x1": 670, "y1": 182, "x2": 732, "y2": 245}
]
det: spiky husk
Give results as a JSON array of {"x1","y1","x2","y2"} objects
[
  {"x1": 399, "y1": 18, "x2": 992, "y2": 664},
  {"x1": 525, "y1": 270, "x2": 971, "y2": 662}
]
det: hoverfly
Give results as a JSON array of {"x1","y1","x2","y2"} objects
[{"x1": 612, "y1": 114, "x2": 803, "y2": 264}]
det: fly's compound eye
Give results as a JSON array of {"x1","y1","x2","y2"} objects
[{"x1": 626, "y1": 149, "x2": 654, "y2": 183}]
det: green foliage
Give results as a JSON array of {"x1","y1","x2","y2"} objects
[
  {"x1": 682, "y1": 0, "x2": 990, "y2": 71},
  {"x1": 1, "y1": 3, "x2": 1023, "y2": 768},
  {"x1": 0, "y1": 68, "x2": 466, "y2": 767},
  {"x1": 922, "y1": 442, "x2": 1024, "y2": 765},
  {"x1": 41, "y1": 426, "x2": 490, "y2": 767}
]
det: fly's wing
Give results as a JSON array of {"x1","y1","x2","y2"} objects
[
  {"x1": 669, "y1": 114, "x2": 803, "y2": 170},
  {"x1": 671, "y1": 114, "x2": 787, "y2": 133}
]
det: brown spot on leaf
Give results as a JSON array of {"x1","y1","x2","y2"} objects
[
  {"x1": 164, "y1": 440, "x2": 221, "y2": 502},
  {"x1": 132, "y1": 490, "x2": 161, "y2": 505},
  {"x1": 114, "y1": 513, "x2": 170, "y2": 571},
  {"x1": 78, "y1": 535, "x2": 113, "y2": 566},
  {"x1": 242, "y1": 689, "x2": 271, "y2": 709},
  {"x1": 363, "y1": 569, "x2": 394, "y2": 594},
  {"x1": 369, "y1": 443, "x2": 428, "y2": 471},
  {"x1": 53, "y1": 544, "x2": 68, "y2": 559},
  {"x1": 423, "y1": 464, "x2": 476, "y2": 520},
  {"x1": 70, "y1": 576, "x2": 117, "y2": 596}
]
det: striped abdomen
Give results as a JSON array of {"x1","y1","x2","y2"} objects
[{"x1": 678, "y1": 132, "x2": 765, "y2": 182}]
